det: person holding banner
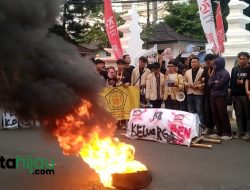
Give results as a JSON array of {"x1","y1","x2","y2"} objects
[
  {"x1": 115, "y1": 59, "x2": 130, "y2": 87},
  {"x1": 131, "y1": 56, "x2": 151, "y2": 105},
  {"x1": 146, "y1": 62, "x2": 165, "y2": 108},
  {"x1": 163, "y1": 60, "x2": 184, "y2": 110},
  {"x1": 184, "y1": 57, "x2": 205, "y2": 128},
  {"x1": 106, "y1": 67, "x2": 117, "y2": 87}
]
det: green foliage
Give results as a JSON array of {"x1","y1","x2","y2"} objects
[
  {"x1": 164, "y1": 1, "x2": 205, "y2": 40},
  {"x1": 141, "y1": 23, "x2": 155, "y2": 41},
  {"x1": 51, "y1": 0, "x2": 125, "y2": 48},
  {"x1": 78, "y1": 9, "x2": 125, "y2": 48}
]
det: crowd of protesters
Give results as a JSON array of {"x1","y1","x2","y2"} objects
[{"x1": 94, "y1": 51, "x2": 250, "y2": 141}]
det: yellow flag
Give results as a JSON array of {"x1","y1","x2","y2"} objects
[{"x1": 101, "y1": 86, "x2": 140, "y2": 120}]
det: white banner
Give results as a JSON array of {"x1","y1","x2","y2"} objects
[
  {"x1": 2, "y1": 110, "x2": 40, "y2": 129},
  {"x1": 197, "y1": 0, "x2": 219, "y2": 53},
  {"x1": 126, "y1": 109, "x2": 200, "y2": 146}
]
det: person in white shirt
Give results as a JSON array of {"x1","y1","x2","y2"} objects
[
  {"x1": 131, "y1": 56, "x2": 151, "y2": 105},
  {"x1": 146, "y1": 62, "x2": 165, "y2": 108}
]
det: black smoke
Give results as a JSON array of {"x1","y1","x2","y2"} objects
[{"x1": 0, "y1": 0, "x2": 115, "y2": 134}]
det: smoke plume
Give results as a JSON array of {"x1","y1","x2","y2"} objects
[{"x1": 0, "y1": 0, "x2": 115, "y2": 138}]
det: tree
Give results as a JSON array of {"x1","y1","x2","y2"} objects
[
  {"x1": 77, "y1": 8, "x2": 125, "y2": 48},
  {"x1": 164, "y1": 1, "x2": 205, "y2": 40},
  {"x1": 51, "y1": 0, "x2": 124, "y2": 48},
  {"x1": 163, "y1": 0, "x2": 234, "y2": 40}
]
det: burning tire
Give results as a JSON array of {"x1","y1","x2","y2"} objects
[{"x1": 112, "y1": 170, "x2": 152, "y2": 190}]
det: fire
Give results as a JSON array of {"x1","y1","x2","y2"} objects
[{"x1": 54, "y1": 100, "x2": 147, "y2": 187}]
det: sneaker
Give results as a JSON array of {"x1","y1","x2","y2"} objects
[
  {"x1": 233, "y1": 132, "x2": 243, "y2": 139},
  {"x1": 209, "y1": 134, "x2": 221, "y2": 139},
  {"x1": 242, "y1": 133, "x2": 250, "y2": 141},
  {"x1": 202, "y1": 128, "x2": 215, "y2": 135},
  {"x1": 202, "y1": 128, "x2": 209, "y2": 135},
  {"x1": 233, "y1": 133, "x2": 240, "y2": 139},
  {"x1": 221, "y1": 136, "x2": 232, "y2": 141}
]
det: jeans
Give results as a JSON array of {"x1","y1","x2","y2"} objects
[{"x1": 187, "y1": 94, "x2": 204, "y2": 126}]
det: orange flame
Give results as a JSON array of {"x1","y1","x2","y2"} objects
[{"x1": 54, "y1": 100, "x2": 147, "y2": 187}]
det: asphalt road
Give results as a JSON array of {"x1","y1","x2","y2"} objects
[{"x1": 0, "y1": 123, "x2": 249, "y2": 190}]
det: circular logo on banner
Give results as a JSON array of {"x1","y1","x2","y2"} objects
[
  {"x1": 105, "y1": 87, "x2": 127, "y2": 110},
  {"x1": 200, "y1": 0, "x2": 210, "y2": 14},
  {"x1": 109, "y1": 91, "x2": 124, "y2": 107}
]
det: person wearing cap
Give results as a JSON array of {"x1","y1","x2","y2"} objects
[
  {"x1": 123, "y1": 54, "x2": 135, "y2": 83},
  {"x1": 184, "y1": 57, "x2": 205, "y2": 128},
  {"x1": 146, "y1": 62, "x2": 165, "y2": 108},
  {"x1": 94, "y1": 59, "x2": 108, "y2": 81},
  {"x1": 163, "y1": 60, "x2": 184, "y2": 110},
  {"x1": 208, "y1": 57, "x2": 232, "y2": 141},
  {"x1": 131, "y1": 56, "x2": 151, "y2": 105}
]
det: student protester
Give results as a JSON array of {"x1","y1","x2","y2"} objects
[
  {"x1": 123, "y1": 54, "x2": 135, "y2": 82},
  {"x1": 106, "y1": 67, "x2": 117, "y2": 87},
  {"x1": 184, "y1": 57, "x2": 205, "y2": 128},
  {"x1": 131, "y1": 56, "x2": 151, "y2": 105},
  {"x1": 208, "y1": 57, "x2": 232, "y2": 140},
  {"x1": 202, "y1": 54, "x2": 218, "y2": 134},
  {"x1": 146, "y1": 62, "x2": 165, "y2": 108},
  {"x1": 106, "y1": 59, "x2": 130, "y2": 87},
  {"x1": 230, "y1": 52, "x2": 250, "y2": 139},
  {"x1": 94, "y1": 59, "x2": 108, "y2": 80},
  {"x1": 178, "y1": 56, "x2": 192, "y2": 111},
  {"x1": 115, "y1": 59, "x2": 130, "y2": 86},
  {"x1": 245, "y1": 63, "x2": 250, "y2": 141},
  {"x1": 163, "y1": 60, "x2": 184, "y2": 110}
]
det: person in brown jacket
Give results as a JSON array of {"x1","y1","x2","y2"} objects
[
  {"x1": 146, "y1": 62, "x2": 165, "y2": 108},
  {"x1": 184, "y1": 57, "x2": 205, "y2": 127}
]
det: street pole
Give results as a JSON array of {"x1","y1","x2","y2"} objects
[{"x1": 152, "y1": 1, "x2": 157, "y2": 23}]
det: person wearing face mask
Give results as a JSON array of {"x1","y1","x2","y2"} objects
[{"x1": 208, "y1": 57, "x2": 232, "y2": 141}]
